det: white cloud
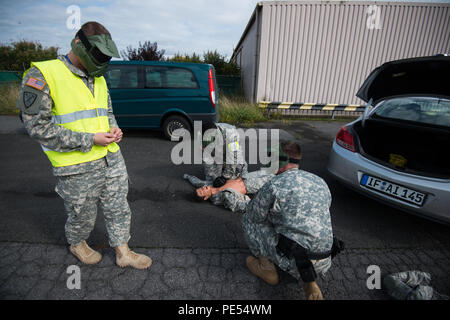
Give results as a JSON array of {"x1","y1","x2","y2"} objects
[
  {"x1": 1, "y1": 0, "x2": 447, "y2": 61},
  {"x1": 0, "y1": 0, "x2": 260, "y2": 59}
]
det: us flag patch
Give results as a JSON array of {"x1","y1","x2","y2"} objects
[{"x1": 26, "y1": 77, "x2": 46, "y2": 91}]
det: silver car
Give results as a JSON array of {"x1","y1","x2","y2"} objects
[{"x1": 327, "y1": 55, "x2": 450, "y2": 224}]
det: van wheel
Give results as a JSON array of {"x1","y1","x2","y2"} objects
[{"x1": 162, "y1": 115, "x2": 191, "y2": 141}]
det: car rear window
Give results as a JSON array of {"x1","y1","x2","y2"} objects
[
  {"x1": 374, "y1": 97, "x2": 450, "y2": 128},
  {"x1": 145, "y1": 66, "x2": 198, "y2": 89},
  {"x1": 104, "y1": 65, "x2": 139, "y2": 89}
]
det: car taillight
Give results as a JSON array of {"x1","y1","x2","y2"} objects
[
  {"x1": 208, "y1": 68, "x2": 216, "y2": 109},
  {"x1": 336, "y1": 126, "x2": 356, "y2": 152}
]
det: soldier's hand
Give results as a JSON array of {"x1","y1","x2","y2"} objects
[
  {"x1": 110, "y1": 127, "x2": 123, "y2": 143},
  {"x1": 94, "y1": 132, "x2": 116, "y2": 146},
  {"x1": 303, "y1": 281, "x2": 324, "y2": 300}
]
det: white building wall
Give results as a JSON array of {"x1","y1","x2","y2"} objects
[
  {"x1": 234, "y1": 1, "x2": 450, "y2": 104},
  {"x1": 234, "y1": 14, "x2": 258, "y2": 102}
]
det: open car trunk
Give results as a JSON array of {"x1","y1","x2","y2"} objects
[{"x1": 353, "y1": 119, "x2": 450, "y2": 179}]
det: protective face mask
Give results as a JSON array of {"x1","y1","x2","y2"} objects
[
  {"x1": 264, "y1": 145, "x2": 289, "y2": 172},
  {"x1": 71, "y1": 31, "x2": 120, "y2": 77},
  {"x1": 277, "y1": 146, "x2": 290, "y2": 168}
]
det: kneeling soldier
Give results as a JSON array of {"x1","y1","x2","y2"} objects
[{"x1": 242, "y1": 141, "x2": 343, "y2": 299}]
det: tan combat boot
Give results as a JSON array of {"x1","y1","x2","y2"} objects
[
  {"x1": 115, "y1": 243, "x2": 152, "y2": 270},
  {"x1": 69, "y1": 241, "x2": 102, "y2": 265},
  {"x1": 303, "y1": 281, "x2": 324, "y2": 300},
  {"x1": 246, "y1": 256, "x2": 279, "y2": 285}
]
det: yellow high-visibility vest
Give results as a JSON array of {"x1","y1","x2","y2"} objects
[{"x1": 30, "y1": 59, "x2": 119, "y2": 167}]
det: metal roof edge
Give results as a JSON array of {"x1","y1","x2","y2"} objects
[
  {"x1": 256, "y1": 1, "x2": 450, "y2": 6},
  {"x1": 231, "y1": 0, "x2": 449, "y2": 60},
  {"x1": 231, "y1": 3, "x2": 263, "y2": 61}
]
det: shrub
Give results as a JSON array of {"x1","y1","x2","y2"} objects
[
  {"x1": 0, "y1": 82, "x2": 20, "y2": 115},
  {"x1": 0, "y1": 40, "x2": 58, "y2": 71},
  {"x1": 121, "y1": 41, "x2": 165, "y2": 61},
  {"x1": 219, "y1": 95, "x2": 266, "y2": 125}
]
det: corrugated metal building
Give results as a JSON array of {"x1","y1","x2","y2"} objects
[{"x1": 231, "y1": 1, "x2": 450, "y2": 105}]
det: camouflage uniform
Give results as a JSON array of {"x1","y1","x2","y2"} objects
[
  {"x1": 383, "y1": 271, "x2": 435, "y2": 300},
  {"x1": 184, "y1": 169, "x2": 272, "y2": 214},
  {"x1": 184, "y1": 122, "x2": 249, "y2": 207},
  {"x1": 17, "y1": 55, "x2": 131, "y2": 247},
  {"x1": 202, "y1": 122, "x2": 248, "y2": 184},
  {"x1": 213, "y1": 169, "x2": 275, "y2": 213},
  {"x1": 242, "y1": 168, "x2": 334, "y2": 280}
]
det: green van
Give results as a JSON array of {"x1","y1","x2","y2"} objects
[{"x1": 104, "y1": 60, "x2": 219, "y2": 140}]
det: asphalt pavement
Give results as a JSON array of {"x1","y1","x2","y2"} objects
[{"x1": 0, "y1": 115, "x2": 449, "y2": 300}]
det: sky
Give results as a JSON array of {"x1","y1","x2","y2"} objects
[{"x1": 0, "y1": 0, "x2": 448, "y2": 60}]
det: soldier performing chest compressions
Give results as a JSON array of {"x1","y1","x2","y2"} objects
[
  {"x1": 242, "y1": 141, "x2": 344, "y2": 300},
  {"x1": 17, "y1": 21, "x2": 151, "y2": 269}
]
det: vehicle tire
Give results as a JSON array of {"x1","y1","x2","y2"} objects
[{"x1": 162, "y1": 115, "x2": 192, "y2": 141}]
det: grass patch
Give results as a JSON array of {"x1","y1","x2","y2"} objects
[
  {"x1": 218, "y1": 95, "x2": 266, "y2": 125},
  {"x1": 217, "y1": 95, "x2": 359, "y2": 126},
  {"x1": 0, "y1": 82, "x2": 20, "y2": 115}
]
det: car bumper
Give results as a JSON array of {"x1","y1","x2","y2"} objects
[{"x1": 327, "y1": 141, "x2": 450, "y2": 224}]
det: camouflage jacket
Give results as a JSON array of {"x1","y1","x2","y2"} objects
[
  {"x1": 215, "y1": 169, "x2": 275, "y2": 213},
  {"x1": 245, "y1": 168, "x2": 334, "y2": 253},
  {"x1": 203, "y1": 123, "x2": 247, "y2": 182},
  {"x1": 17, "y1": 55, "x2": 122, "y2": 176}
]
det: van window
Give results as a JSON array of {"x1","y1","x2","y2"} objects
[
  {"x1": 145, "y1": 66, "x2": 198, "y2": 89},
  {"x1": 105, "y1": 65, "x2": 139, "y2": 89}
]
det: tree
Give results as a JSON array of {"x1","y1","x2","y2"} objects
[
  {"x1": 168, "y1": 52, "x2": 202, "y2": 63},
  {"x1": 219, "y1": 60, "x2": 240, "y2": 76},
  {"x1": 0, "y1": 40, "x2": 58, "y2": 71},
  {"x1": 203, "y1": 50, "x2": 240, "y2": 76},
  {"x1": 120, "y1": 42, "x2": 240, "y2": 75},
  {"x1": 203, "y1": 50, "x2": 224, "y2": 71},
  {"x1": 169, "y1": 50, "x2": 240, "y2": 75},
  {"x1": 121, "y1": 41, "x2": 165, "y2": 61}
]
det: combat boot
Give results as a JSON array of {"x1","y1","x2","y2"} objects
[
  {"x1": 69, "y1": 241, "x2": 102, "y2": 265},
  {"x1": 303, "y1": 281, "x2": 324, "y2": 300},
  {"x1": 115, "y1": 243, "x2": 152, "y2": 270},
  {"x1": 246, "y1": 256, "x2": 279, "y2": 285}
]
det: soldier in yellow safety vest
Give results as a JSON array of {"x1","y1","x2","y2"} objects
[{"x1": 17, "y1": 21, "x2": 152, "y2": 269}]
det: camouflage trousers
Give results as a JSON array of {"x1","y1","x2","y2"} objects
[
  {"x1": 189, "y1": 162, "x2": 249, "y2": 187},
  {"x1": 55, "y1": 157, "x2": 131, "y2": 247},
  {"x1": 383, "y1": 271, "x2": 435, "y2": 300},
  {"x1": 242, "y1": 214, "x2": 331, "y2": 281}
]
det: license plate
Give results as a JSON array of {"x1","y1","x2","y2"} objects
[{"x1": 360, "y1": 174, "x2": 426, "y2": 206}]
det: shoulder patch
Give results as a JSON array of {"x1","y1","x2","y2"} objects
[
  {"x1": 23, "y1": 92, "x2": 37, "y2": 108},
  {"x1": 25, "y1": 77, "x2": 46, "y2": 91}
]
